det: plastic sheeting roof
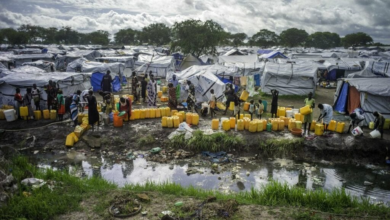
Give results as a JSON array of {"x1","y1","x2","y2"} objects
[
  {"x1": 66, "y1": 58, "x2": 125, "y2": 75},
  {"x1": 0, "y1": 71, "x2": 87, "y2": 87},
  {"x1": 135, "y1": 54, "x2": 174, "y2": 68},
  {"x1": 260, "y1": 51, "x2": 287, "y2": 59},
  {"x1": 343, "y1": 78, "x2": 390, "y2": 96},
  {"x1": 218, "y1": 54, "x2": 258, "y2": 64}
]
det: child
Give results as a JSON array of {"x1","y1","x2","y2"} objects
[
  {"x1": 209, "y1": 89, "x2": 216, "y2": 118},
  {"x1": 233, "y1": 93, "x2": 240, "y2": 119},
  {"x1": 135, "y1": 83, "x2": 141, "y2": 103},
  {"x1": 248, "y1": 100, "x2": 256, "y2": 120},
  {"x1": 256, "y1": 99, "x2": 264, "y2": 119}
]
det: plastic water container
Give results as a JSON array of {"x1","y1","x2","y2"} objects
[
  {"x1": 277, "y1": 107, "x2": 286, "y2": 117},
  {"x1": 212, "y1": 119, "x2": 219, "y2": 130},
  {"x1": 369, "y1": 122, "x2": 374, "y2": 130},
  {"x1": 240, "y1": 90, "x2": 249, "y2": 101},
  {"x1": 186, "y1": 113, "x2": 192, "y2": 124},
  {"x1": 336, "y1": 122, "x2": 345, "y2": 133},
  {"x1": 229, "y1": 102, "x2": 235, "y2": 111},
  {"x1": 295, "y1": 121, "x2": 302, "y2": 129},
  {"x1": 50, "y1": 110, "x2": 57, "y2": 120},
  {"x1": 222, "y1": 119, "x2": 230, "y2": 131},
  {"x1": 113, "y1": 113, "x2": 123, "y2": 127},
  {"x1": 192, "y1": 113, "x2": 199, "y2": 125},
  {"x1": 351, "y1": 126, "x2": 363, "y2": 136},
  {"x1": 158, "y1": 91, "x2": 163, "y2": 98},
  {"x1": 167, "y1": 117, "x2": 173, "y2": 128},
  {"x1": 162, "y1": 117, "x2": 168, "y2": 127},
  {"x1": 370, "y1": 130, "x2": 381, "y2": 138},
  {"x1": 230, "y1": 117, "x2": 236, "y2": 129},
  {"x1": 328, "y1": 120, "x2": 337, "y2": 131},
  {"x1": 257, "y1": 120, "x2": 264, "y2": 132},
  {"x1": 310, "y1": 120, "x2": 316, "y2": 131},
  {"x1": 286, "y1": 110, "x2": 293, "y2": 118},
  {"x1": 262, "y1": 100, "x2": 267, "y2": 112},
  {"x1": 292, "y1": 109, "x2": 299, "y2": 115},
  {"x1": 279, "y1": 120, "x2": 285, "y2": 131},
  {"x1": 173, "y1": 116, "x2": 180, "y2": 128},
  {"x1": 237, "y1": 119, "x2": 244, "y2": 131},
  {"x1": 315, "y1": 124, "x2": 324, "y2": 136},
  {"x1": 249, "y1": 121, "x2": 257, "y2": 132},
  {"x1": 34, "y1": 111, "x2": 41, "y2": 120},
  {"x1": 266, "y1": 123, "x2": 272, "y2": 131},
  {"x1": 4, "y1": 109, "x2": 16, "y2": 122},
  {"x1": 20, "y1": 106, "x2": 28, "y2": 117},
  {"x1": 243, "y1": 102, "x2": 250, "y2": 111},
  {"x1": 244, "y1": 118, "x2": 250, "y2": 130}
]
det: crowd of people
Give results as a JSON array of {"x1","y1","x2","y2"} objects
[{"x1": 10, "y1": 71, "x2": 386, "y2": 139}]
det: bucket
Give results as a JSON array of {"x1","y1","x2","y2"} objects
[
  {"x1": 4, "y1": 109, "x2": 16, "y2": 122},
  {"x1": 369, "y1": 130, "x2": 381, "y2": 139},
  {"x1": 292, "y1": 109, "x2": 299, "y2": 115},
  {"x1": 351, "y1": 126, "x2": 363, "y2": 136},
  {"x1": 286, "y1": 110, "x2": 293, "y2": 118},
  {"x1": 99, "y1": 112, "x2": 104, "y2": 123}
]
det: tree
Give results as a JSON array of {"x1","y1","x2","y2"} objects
[
  {"x1": 18, "y1": 25, "x2": 45, "y2": 43},
  {"x1": 251, "y1": 29, "x2": 279, "y2": 47},
  {"x1": 86, "y1": 30, "x2": 110, "y2": 45},
  {"x1": 171, "y1": 19, "x2": 225, "y2": 57},
  {"x1": 41, "y1": 27, "x2": 58, "y2": 44},
  {"x1": 227, "y1": 33, "x2": 247, "y2": 47},
  {"x1": 1, "y1": 28, "x2": 29, "y2": 45},
  {"x1": 141, "y1": 23, "x2": 171, "y2": 46},
  {"x1": 341, "y1": 32, "x2": 373, "y2": 48},
  {"x1": 306, "y1": 32, "x2": 340, "y2": 49},
  {"x1": 114, "y1": 28, "x2": 140, "y2": 45},
  {"x1": 280, "y1": 28, "x2": 309, "y2": 47},
  {"x1": 56, "y1": 26, "x2": 79, "y2": 44}
]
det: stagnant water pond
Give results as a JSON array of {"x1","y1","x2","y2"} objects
[{"x1": 28, "y1": 150, "x2": 390, "y2": 206}]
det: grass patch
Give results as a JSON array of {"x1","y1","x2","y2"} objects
[
  {"x1": 124, "y1": 181, "x2": 390, "y2": 219},
  {"x1": 137, "y1": 134, "x2": 155, "y2": 146},
  {"x1": 2, "y1": 157, "x2": 390, "y2": 219},
  {"x1": 0, "y1": 156, "x2": 117, "y2": 220},
  {"x1": 259, "y1": 138, "x2": 304, "y2": 157},
  {"x1": 167, "y1": 130, "x2": 244, "y2": 152}
]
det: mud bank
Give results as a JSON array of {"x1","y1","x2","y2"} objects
[{"x1": 0, "y1": 118, "x2": 388, "y2": 166}]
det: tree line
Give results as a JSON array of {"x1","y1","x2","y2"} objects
[{"x1": 0, "y1": 20, "x2": 383, "y2": 57}]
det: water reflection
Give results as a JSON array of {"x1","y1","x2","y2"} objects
[{"x1": 40, "y1": 154, "x2": 390, "y2": 205}]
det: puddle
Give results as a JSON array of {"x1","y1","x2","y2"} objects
[{"x1": 33, "y1": 152, "x2": 390, "y2": 205}]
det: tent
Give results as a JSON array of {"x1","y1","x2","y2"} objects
[
  {"x1": 261, "y1": 62, "x2": 318, "y2": 95},
  {"x1": 333, "y1": 78, "x2": 390, "y2": 125},
  {"x1": 348, "y1": 61, "x2": 390, "y2": 78},
  {"x1": 259, "y1": 51, "x2": 287, "y2": 59},
  {"x1": 221, "y1": 48, "x2": 246, "y2": 56},
  {"x1": 172, "y1": 65, "x2": 226, "y2": 103},
  {"x1": 55, "y1": 50, "x2": 103, "y2": 70},
  {"x1": 179, "y1": 54, "x2": 203, "y2": 71},
  {"x1": 218, "y1": 54, "x2": 263, "y2": 76},
  {"x1": 11, "y1": 54, "x2": 54, "y2": 67},
  {"x1": 0, "y1": 71, "x2": 90, "y2": 109},
  {"x1": 66, "y1": 58, "x2": 125, "y2": 77},
  {"x1": 22, "y1": 60, "x2": 55, "y2": 72},
  {"x1": 95, "y1": 56, "x2": 134, "y2": 69},
  {"x1": 89, "y1": 72, "x2": 127, "y2": 93},
  {"x1": 134, "y1": 54, "x2": 175, "y2": 77}
]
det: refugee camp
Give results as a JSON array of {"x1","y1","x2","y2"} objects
[{"x1": 0, "y1": 0, "x2": 390, "y2": 219}]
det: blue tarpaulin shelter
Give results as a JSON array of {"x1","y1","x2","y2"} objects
[
  {"x1": 217, "y1": 76, "x2": 239, "y2": 93},
  {"x1": 91, "y1": 72, "x2": 127, "y2": 92},
  {"x1": 334, "y1": 82, "x2": 348, "y2": 113}
]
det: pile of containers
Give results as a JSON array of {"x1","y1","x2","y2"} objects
[{"x1": 162, "y1": 112, "x2": 199, "y2": 128}]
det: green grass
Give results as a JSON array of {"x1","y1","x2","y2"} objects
[
  {"x1": 0, "y1": 156, "x2": 117, "y2": 220},
  {"x1": 259, "y1": 138, "x2": 304, "y2": 157},
  {"x1": 167, "y1": 130, "x2": 244, "y2": 152},
  {"x1": 2, "y1": 157, "x2": 390, "y2": 219},
  {"x1": 124, "y1": 181, "x2": 390, "y2": 218},
  {"x1": 137, "y1": 134, "x2": 155, "y2": 146}
]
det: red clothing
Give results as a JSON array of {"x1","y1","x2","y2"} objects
[
  {"x1": 14, "y1": 93, "x2": 23, "y2": 103},
  {"x1": 118, "y1": 98, "x2": 132, "y2": 119}
]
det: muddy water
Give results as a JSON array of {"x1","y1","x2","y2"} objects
[{"x1": 34, "y1": 152, "x2": 390, "y2": 205}]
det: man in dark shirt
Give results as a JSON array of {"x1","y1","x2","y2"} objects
[{"x1": 101, "y1": 70, "x2": 113, "y2": 92}]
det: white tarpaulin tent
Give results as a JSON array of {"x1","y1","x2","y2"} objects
[
  {"x1": 134, "y1": 54, "x2": 174, "y2": 77},
  {"x1": 0, "y1": 71, "x2": 90, "y2": 109},
  {"x1": 347, "y1": 61, "x2": 390, "y2": 78},
  {"x1": 22, "y1": 60, "x2": 56, "y2": 72},
  {"x1": 66, "y1": 58, "x2": 125, "y2": 76},
  {"x1": 11, "y1": 54, "x2": 54, "y2": 67},
  {"x1": 333, "y1": 78, "x2": 390, "y2": 125},
  {"x1": 55, "y1": 50, "x2": 102, "y2": 70},
  {"x1": 95, "y1": 56, "x2": 134, "y2": 69},
  {"x1": 261, "y1": 62, "x2": 318, "y2": 95},
  {"x1": 173, "y1": 65, "x2": 226, "y2": 103}
]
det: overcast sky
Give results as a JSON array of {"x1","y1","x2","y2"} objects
[{"x1": 0, "y1": 0, "x2": 389, "y2": 44}]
